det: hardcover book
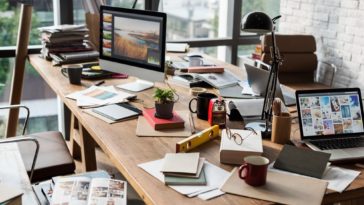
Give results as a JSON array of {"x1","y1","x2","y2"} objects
[{"x1": 143, "y1": 108, "x2": 185, "y2": 130}]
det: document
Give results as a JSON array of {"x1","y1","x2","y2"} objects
[
  {"x1": 269, "y1": 164, "x2": 360, "y2": 193},
  {"x1": 66, "y1": 86, "x2": 135, "y2": 107},
  {"x1": 138, "y1": 159, "x2": 229, "y2": 200}
]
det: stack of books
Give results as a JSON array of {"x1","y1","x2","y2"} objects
[
  {"x1": 143, "y1": 108, "x2": 185, "y2": 130},
  {"x1": 38, "y1": 24, "x2": 98, "y2": 65},
  {"x1": 251, "y1": 44, "x2": 262, "y2": 60},
  {"x1": 161, "y1": 153, "x2": 207, "y2": 186}
]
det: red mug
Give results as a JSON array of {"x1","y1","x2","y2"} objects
[{"x1": 238, "y1": 156, "x2": 269, "y2": 187}]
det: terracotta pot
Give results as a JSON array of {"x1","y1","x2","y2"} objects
[{"x1": 155, "y1": 101, "x2": 174, "y2": 119}]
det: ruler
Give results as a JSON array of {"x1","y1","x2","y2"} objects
[{"x1": 176, "y1": 125, "x2": 220, "y2": 153}]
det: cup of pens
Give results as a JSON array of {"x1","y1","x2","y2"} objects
[{"x1": 271, "y1": 98, "x2": 291, "y2": 144}]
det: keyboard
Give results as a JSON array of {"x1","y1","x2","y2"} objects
[{"x1": 310, "y1": 137, "x2": 364, "y2": 150}]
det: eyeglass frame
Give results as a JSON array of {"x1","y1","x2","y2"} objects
[{"x1": 225, "y1": 127, "x2": 257, "y2": 145}]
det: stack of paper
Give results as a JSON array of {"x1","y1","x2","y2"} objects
[
  {"x1": 138, "y1": 157, "x2": 230, "y2": 200},
  {"x1": 161, "y1": 153, "x2": 206, "y2": 186},
  {"x1": 66, "y1": 86, "x2": 135, "y2": 108}
]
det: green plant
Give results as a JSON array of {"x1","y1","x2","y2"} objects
[{"x1": 153, "y1": 88, "x2": 175, "y2": 104}]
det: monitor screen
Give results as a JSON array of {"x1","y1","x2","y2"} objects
[
  {"x1": 99, "y1": 6, "x2": 166, "y2": 80},
  {"x1": 296, "y1": 89, "x2": 364, "y2": 138}
]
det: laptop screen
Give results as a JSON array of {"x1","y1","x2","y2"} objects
[{"x1": 296, "y1": 88, "x2": 364, "y2": 139}]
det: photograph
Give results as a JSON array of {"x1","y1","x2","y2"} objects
[
  {"x1": 303, "y1": 118, "x2": 313, "y2": 127},
  {"x1": 343, "y1": 119, "x2": 353, "y2": 130},
  {"x1": 103, "y1": 48, "x2": 112, "y2": 56},
  {"x1": 330, "y1": 96, "x2": 340, "y2": 112},
  {"x1": 113, "y1": 16, "x2": 160, "y2": 63},
  {"x1": 103, "y1": 31, "x2": 112, "y2": 40},
  {"x1": 352, "y1": 109, "x2": 362, "y2": 120},
  {"x1": 312, "y1": 108, "x2": 322, "y2": 118},
  {"x1": 321, "y1": 108, "x2": 331, "y2": 119},
  {"x1": 320, "y1": 96, "x2": 330, "y2": 107},
  {"x1": 311, "y1": 97, "x2": 320, "y2": 107},
  {"x1": 103, "y1": 39, "x2": 112, "y2": 48},
  {"x1": 302, "y1": 109, "x2": 312, "y2": 118},
  {"x1": 339, "y1": 96, "x2": 349, "y2": 105},
  {"x1": 341, "y1": 105, "x2": 351, "y2": 118},
  {"x1": 323, "y1": 120, "x2": 335, "y2": 135},
  {"x1": 313, "y1": 118, "x2": 323, "y2": 130},
  {"x1": 103, "y1": 22, "x2": 112, "y2": 31},
  {"x1": 103, "y1": 13, "x2": 112, "y2": 23},
  {"x1": 353, "y1": 120, "x2": 364, "y2": 132},
  {"x1": 350, "y1": 95, "x2": 359, "y2": 107},
  {"x1": 300, "y1": 97, "x2": 311, "y2": 108},
  {"x1": 109, "y1": 180, "x2": 124, "y2": 190},
  {"x1": 331, "y1": 112, "x2": 342, "y2": 122},
  {"x1": 334, "y1": 124, "x2": 344, "y2": 134}
]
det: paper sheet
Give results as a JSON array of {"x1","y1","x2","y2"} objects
[
  {"x1": 230, "y1": 98, "x2": 264, "y2": 117},
  {"x1": 66, "y1": 86, "x2": 134, "y2": 107},
  {"x1": 269, "y1": 164, "x2": 360, "y2": 193},
  {"x1": 138, "y1": 159, "x2": 229, "y2": 199}
]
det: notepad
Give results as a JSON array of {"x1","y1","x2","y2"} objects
[
  {"x1": 161, "y1": 153, "x2": 200, "y2": 175},
  {"x1": 92, "y1": 103, "x2": 141, "y2": 121}
]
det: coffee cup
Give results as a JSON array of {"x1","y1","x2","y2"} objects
[
  {"x1": 61, "y1": 64, "x2": 83, "y2": 85},
  {"x1": 238, "y1": 156, "x2": 269, "y2": 187},
  {"x1": 189, "y1": 93, "x2": 217, "y2": 120},
  {"x1": 189, "y1": 56, "x2": 204, "y2": 67}
]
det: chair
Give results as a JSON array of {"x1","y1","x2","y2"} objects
[
  {"x1": 260, "y1": 34, "x2": 337, "y2": 90},
  {"x1": 1, "y1": 105, "x2": 75, "y2": 182}
]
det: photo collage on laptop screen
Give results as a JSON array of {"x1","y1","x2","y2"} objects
[{"x1": 299, "y1": 93, "x2": 364, "y2": 137}]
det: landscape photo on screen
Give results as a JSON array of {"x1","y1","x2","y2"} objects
[{"x1": 113, "y1": 16, "x2": 161, "y2": 65}]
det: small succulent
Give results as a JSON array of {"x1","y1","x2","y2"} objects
[{"x1": 153, "y1": 88, "x2": 175, "y2": 104}]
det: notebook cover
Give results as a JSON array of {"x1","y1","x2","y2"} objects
[
  {"x1": 161, "y1": 153, "x2": 199, "y2": 174},
  {"x1": 164, "y1": 158, "x2": 205, "y2": 178},
  {"x1": 92, "y1": 103, "x2": 141, "y2": 121},
  {"x1": 221, "y1": 168, "x2": 328, "y2": 205},
  {"x1": 143, "y1": 108, "x2": 185, "y2": 130},
  {"x1": 164, "y1": 169, "x2": 206, "y2": 186},
  {"x1": 273, "y1": 145, "x2": 331, "y2": 179},
  {"x1": 136, "y1": 111, "x2": 192, "y2": 137}
]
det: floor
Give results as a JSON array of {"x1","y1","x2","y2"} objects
[{"x1": 69, "y1": 143, "x2": 145, "y2": 205}]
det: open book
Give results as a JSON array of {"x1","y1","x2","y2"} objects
[{"x1": 51, "y1": 177, "x2": 127, "y2": 205}]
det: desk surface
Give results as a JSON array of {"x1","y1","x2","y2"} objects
[{"x1": 29, "y1": 54, "x2": 364, "y2": 205}]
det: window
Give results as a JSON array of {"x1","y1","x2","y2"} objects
[{"x1": 0, "y1": 0, "x2": 57, "y2": 137}]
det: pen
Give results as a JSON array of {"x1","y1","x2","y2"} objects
[{"x1": 94, "y1": 80, "x2": 105, "y2": 86}]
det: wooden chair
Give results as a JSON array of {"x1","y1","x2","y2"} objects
[
  {"x1": 260, "y1": 34, "x2": 337, "y2": 90},
  {"x1": 1, "y1": 105, "x2": 75, "y2": 182}
]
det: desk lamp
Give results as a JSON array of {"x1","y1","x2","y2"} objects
[{"x1": 241, "y1": 12, "x2": 282, "y2": 138}]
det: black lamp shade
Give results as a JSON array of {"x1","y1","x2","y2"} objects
[{"x1": 241, "y1": 12, "x2": 273, "y2": 34}]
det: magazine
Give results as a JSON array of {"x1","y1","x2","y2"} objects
[{"x1": 51, "y1": 177, "x2": 127, "y2": 205}]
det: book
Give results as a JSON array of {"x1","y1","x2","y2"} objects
[
  {"x1": 51, "y1": 177, "x2": 126, "y2": 205},
  {"x1": 220, "y1": 129, "x2": 263, "y2": 165},
  {"x1": 161, "y1": 153, "x2": 200, "y2": 175},
  {"x1": 164, "y1": 158, "x2": 205, "y2": 178},
  {"x1": 0, "y1": 183, "x2": 23, "y2": 205},
  {"x1": 92, "y1": 103, "x2": 142, "y2": 122},
  {"x1": 164, "y1": 169, "x2": 206, "y2": 186},
  {"x1": 166, "y1": 43, "x2": 189, "y2": 53},
  {"x1": 143, "y1": 108, "x2": 185, "y2": 130}
]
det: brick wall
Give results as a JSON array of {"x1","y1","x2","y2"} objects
[{"x1": 278, "y1": 0, "x2": 364, "y2": 90}]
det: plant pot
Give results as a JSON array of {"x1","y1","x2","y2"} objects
[{"x1": 155, "y1": 101, "x2": 174, "y2": 119}]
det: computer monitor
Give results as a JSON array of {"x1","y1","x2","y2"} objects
[{"x1": 99, "y1": 6, "x2": 167, "y2": 91}]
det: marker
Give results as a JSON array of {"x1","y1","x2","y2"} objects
[{"x1": 94, "y1": 80, "x2": 105, "y2": 86}]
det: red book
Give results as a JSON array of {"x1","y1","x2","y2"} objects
[{"x1": 143, "y1": 108, "x2": 185, "y2": 130}]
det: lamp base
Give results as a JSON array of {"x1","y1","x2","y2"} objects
[{"x1": 245, "y1": 121, "x2": 271, "y2": 139}]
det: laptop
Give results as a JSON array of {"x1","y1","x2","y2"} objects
[
  {"x1": 296, "y1": 88, "x2": 364, "y2": 162},
  {"x1": 244, "y1": 64, "x2": 296, "y2": 106}
]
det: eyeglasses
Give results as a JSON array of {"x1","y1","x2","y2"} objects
[{"x1": 225, "y1": 127, "x2": 257, "y2": 145}]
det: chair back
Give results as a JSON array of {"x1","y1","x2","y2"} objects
[{"x1": 261, "y1": 34, "x2": 317, "y2": 84}]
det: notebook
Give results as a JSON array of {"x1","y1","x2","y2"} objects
[
  {"x1": 92, "y1": 103, "x2": 141, "y2": 122},
  {"x1": 161, "y1": 153, "x2": 200, "y2": 175},
  {"x1": 296, "y1": 88, "x2": 364, "y2": 162}
]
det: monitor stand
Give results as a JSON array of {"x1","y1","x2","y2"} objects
[{"x1": 117, "y1": 79, "x2": 154, "y2": 92}]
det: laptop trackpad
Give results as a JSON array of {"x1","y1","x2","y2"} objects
[{"x1": 324, "y1": 149, "x2": 351, "y2": 161}]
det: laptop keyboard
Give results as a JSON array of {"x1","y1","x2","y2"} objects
[{"x1": 311, "y1": 137, "x2": 364, "y2": 150}]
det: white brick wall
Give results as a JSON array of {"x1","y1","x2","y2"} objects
[{"x1": 278, "y1": 0, "x2": 364, "y2": 90}]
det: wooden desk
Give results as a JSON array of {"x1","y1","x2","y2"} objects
[{"x1": 29, "y1": 54, "x2": 364, "y2": 205}]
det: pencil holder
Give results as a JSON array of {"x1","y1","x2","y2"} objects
[{"x1": 271, "y1": 113, "x2": 291, "y2": 144}]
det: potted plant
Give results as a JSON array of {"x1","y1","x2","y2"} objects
[{"x1": 153, "y1": 87, "x2": 175, "y2": 119}]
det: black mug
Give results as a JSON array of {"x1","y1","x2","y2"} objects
[
  {"x1": 61, "y1": 64, "x2": 83, "y2": 85},
  {"x1": 189, "y1": 93, "x2": 217, "y2": 120}
]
